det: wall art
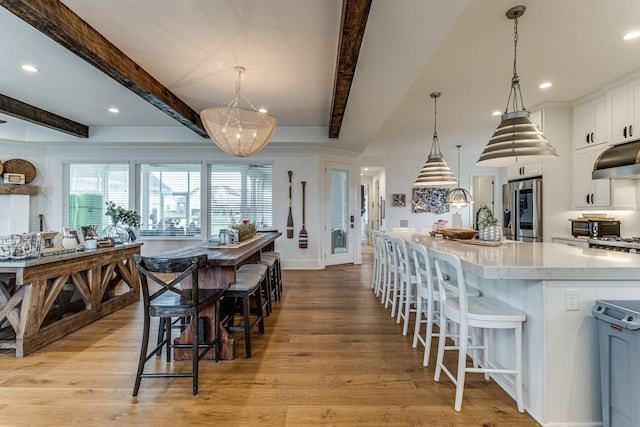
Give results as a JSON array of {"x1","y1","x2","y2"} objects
[
  {"x1": 411, "y1": 187, "x2": 450, "y2": 214},
  {"x1": 392, "y1": 193, "x2": 406, "y2": 207}
]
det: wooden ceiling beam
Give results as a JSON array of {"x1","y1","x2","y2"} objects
[
  {"x1": 329, "y1": 0, "x2": 372, "y2": 138},
  {"x1": 0, "y1": 0, "x2": 208, "y2": 138},
  {"x1": 0, "y1": 93, "x2": 89, "y2": 138}
]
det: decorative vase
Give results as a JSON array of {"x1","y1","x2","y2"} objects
[
  {"x1": 479, "y1": 225, "x2": 502, "y2": 241},
  {"x1": 102, "y1": 220, "x2": 129, "y2": 244}
]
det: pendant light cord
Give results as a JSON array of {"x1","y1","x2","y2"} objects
[
  {"x1": 504, "y1": 15, "x2": 526, "y2": 114},
  {"x1": 429, "y1": 92, "x2": 443, "y2": 159}
]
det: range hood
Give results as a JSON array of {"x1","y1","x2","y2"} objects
[{"x1": 592, "y1": 139, "x2": 640, "y2": 179}]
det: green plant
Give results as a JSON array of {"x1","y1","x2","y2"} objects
[
  {"x1": 479, "y1": 215, "x2": 501, "y2": 228},
  {"x1": 232, "y1": 222, "x2": 256, "y2": 238},
  {"x1": 105, "y1": 201, "x2": 141, "y2": 228}
]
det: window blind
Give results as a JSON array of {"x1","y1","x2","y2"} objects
[
  {"x1": 64, "y1": 163, "x2": 129, "y2": 229},
  {"x1": 208, "y1": 164, "x2": 273, "y2": 237}
]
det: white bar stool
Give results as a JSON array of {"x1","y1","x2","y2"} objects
[{"x1": 430, "y1": 248, "x2": 526, "y2": 412}]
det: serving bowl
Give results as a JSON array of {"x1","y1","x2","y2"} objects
[{"x1": 439, "y1": 228, "x2": 478, "y2": 240}]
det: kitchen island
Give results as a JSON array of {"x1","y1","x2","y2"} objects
[{"x1": 413, "y1": 235, "x2": 640, "y2": 426}]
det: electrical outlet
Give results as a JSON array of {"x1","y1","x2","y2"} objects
[{"x1": 565, "y1": 289, "x2": 580, "y2": 311}]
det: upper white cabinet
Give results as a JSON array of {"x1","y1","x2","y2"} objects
[
  {"x1": 608, "y1": 76, "x2": 640, "y2": 144},
  {"x1": 506, "y1": 108, "x2": 544, "y2": 180},
  {"x1": 573, "y1": 145, "x2": 611, "y2": 208},
  {"x1": 574, "y1": 95, "x2": 607, "y2": 149},
  {"x1": 507, "y1": 163, "x2": 544, "y2": 180}
]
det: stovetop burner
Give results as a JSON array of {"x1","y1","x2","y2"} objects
[{"x1": 599, "y1": 236, "x2": 640, "y2": 243}]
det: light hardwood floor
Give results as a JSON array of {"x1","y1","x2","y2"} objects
[{"x1": 0, "y1": 253, "x2": 540, "y2": 426}]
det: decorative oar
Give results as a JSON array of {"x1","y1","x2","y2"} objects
[
  {"x1": 299, "y1": 181, "x2": 308, "y2": 248},
  {"x1": 287, "y1": 171, "x2": 294, "y2": 238}
]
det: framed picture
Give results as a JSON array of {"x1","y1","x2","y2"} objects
[
  {"x1": 63, "y1": 227, "x2": 85, "y2": 246},
  {"x1": 392, "y1": 193, "x2": 406, "y2": 207},
  {"x1": 39, "y1": 232, "x2": 64, "y2": 255}
]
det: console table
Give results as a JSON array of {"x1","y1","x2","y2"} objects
[{"x1": 0, "y1": 243, "x2": 141, "y2": 357}]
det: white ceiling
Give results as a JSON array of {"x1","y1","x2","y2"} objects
[{"x1": 1, "y1": 0, "x2": 640, "y2": 165}]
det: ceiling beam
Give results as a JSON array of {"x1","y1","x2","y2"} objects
[
  {"x1": 0, "y1": 93, "x2": 89, "y2": 137},
  {"x1": 0, "y1": 0, "x2": 208, "y2": 138},
  {"x1": 329, "y1": 0, "x2": 372, "y2": 138}
]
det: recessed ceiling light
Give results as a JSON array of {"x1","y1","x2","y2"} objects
[
  {"x1": 258, "y1": 108, "x2": 268, "y2": 114},
  {"x1": 539, "y1": 82, "x2": 553, "y2": 89},
  {"x1": 624, "y1": 31, "x2": 640, "y2": 40},
  {"x1": 364, "y1": 167, "x2": 369, "y2": 171},
  {"x1": 491, "y1": 111, "x2": 502, "y2": 116},
  {"x1": 21, "y1": 64, "x2": 39, "y2": 73},
  {"x1": 108, "y1": 107, "x2": 119, "y2": 113}
]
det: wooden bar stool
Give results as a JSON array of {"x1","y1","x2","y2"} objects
[
  {"x1": 133, "y1": 254, "x2": 222, "y2": 396},
  {"x1": 430, "y1": 248, "x2": 526, "y2": 412},
  {"x1": 258, "y1": 253, "x2": 279, "y2": 303},
  {"x1": 237, "y1": 263, "x2": 271, "y2": 315},
  {"x1": 261, "y1": 251, "x2": 282, "y2": 299},
  {"x1": 221, "y1": 271, "x2": 265, "y2": 358}
]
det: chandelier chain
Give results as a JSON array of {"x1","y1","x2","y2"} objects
[{"x1": 504, "y1": 14, "x2": 527, "y2": 114}]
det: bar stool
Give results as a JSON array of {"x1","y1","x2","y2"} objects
[
  {"x1": 133, "y1": 254, "x2": 222, "y2": 396},
  {"x1": 261, "y1": 251, "x2": 282, "y2": 298},
  {"x1": 408, "y1": 242, "x2": 480, "y2": 367},
  {"x1": 258, "y1": 253, "x2": 280, "y2": 303},
  {"x1": 430, "y1": 248, "x2": 526, "y2": 412},
  {"x1": 221, "y1": 270, "x2": 265, "y2": 358},
  {"x1": 237, "y1": 263, "x2": 271, "y2": 315}
]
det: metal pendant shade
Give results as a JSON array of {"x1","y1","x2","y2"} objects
[
  {"x1": 477, "y1": 5, "x2": 559, "y2": 168},
  {"x1": 446, "y1": 145, "x2": 473, "y2": 207},
  {"x1": 414, "y1": 92, "x2": 457, "y2": 186},
  {"x1": 201, "y1": 66, "x2": 277, "y2": 157}
]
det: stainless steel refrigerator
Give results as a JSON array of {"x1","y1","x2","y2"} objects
[{"x1": 502, "y1": 177, "x2": 543, "y2": 242}]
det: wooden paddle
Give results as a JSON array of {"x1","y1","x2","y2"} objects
[
  {"x1": 299, "y1": 181, "x2": 308, "y2": 248},
  {"x1": 287, "y1": 171, "x2": 294, "y2": 238}
]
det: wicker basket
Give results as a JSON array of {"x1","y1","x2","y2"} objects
[
  {"x1": 0, "y1": 233, "x2": 42, "y2": 260},
  {"x1": 439, "y1": 228, "x2": 478, "y2": 240}
]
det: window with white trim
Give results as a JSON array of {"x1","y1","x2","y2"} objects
[
  {"x1": 208, "y1": 164, "x2": 272, "y2": 237},
  {"x1": 137, "y1": 163, "x2": 201, "y2": 237},
  {"x1": 63, "y1": 163, "x2": 129, "y2": 230}
]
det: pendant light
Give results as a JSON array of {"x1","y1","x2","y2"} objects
[
  {"x1": 476, "y1": 5, "x2": 559, "y2": 167},
  {"x1": 413, "y1": 92, "x2": 457, "y2": 186},
  {"x1": 446, "y1": 145, "x2": 473, "y2": 207},
  {"x1": 201, "y1": 66, "x2": 277, "y2": 157}
]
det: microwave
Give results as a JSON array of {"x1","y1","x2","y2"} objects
[{"x1": 570, "y1": 219, "x2": 620, "y2": 238}]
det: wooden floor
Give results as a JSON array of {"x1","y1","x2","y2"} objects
[{"x1": 0, "y1": 253, "x2": 540, "y2": 426}]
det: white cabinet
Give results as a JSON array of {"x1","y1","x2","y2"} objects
[
  {"x1": 608, "y1": 76, "x2": 640, "y2": 144},
  {"x1": 507, "y1": 163, "x2": 543, "y2": 180},
  {"x1": 573, "y1": 145, "x2": 611, "y2": 208},
  {"x1": 574, "y1": 95, "x2": 607, "y2": 149},
  {"x1": 505, "y1": 109, "x2": 544, "y2": 180}
]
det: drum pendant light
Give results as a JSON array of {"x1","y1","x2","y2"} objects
[
  {"x1": 413, "y1": 92, "x2": 457, "y2": 186},
  {"x1": 446, "y1": 145, "x2": 473, "y2": 207},
  {"x1": 477, "y1": 5, "x2": 559, "y2": 167}
]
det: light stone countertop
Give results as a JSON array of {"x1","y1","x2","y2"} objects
[{"x1": 408, "y1": 235, "x2": 640, "y2": 281}]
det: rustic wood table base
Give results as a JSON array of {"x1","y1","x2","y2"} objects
[{"x1": 0, "y1": 244, "x2": 141, "y2": 357}]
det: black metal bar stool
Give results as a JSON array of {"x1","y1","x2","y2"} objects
[{"x1": 133, "y1": 254, "x2": 222, "y2": 396}]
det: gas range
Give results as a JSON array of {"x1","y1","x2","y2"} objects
[{"x1": 589, "y1": 237, "x2": 640, "y2": 253}]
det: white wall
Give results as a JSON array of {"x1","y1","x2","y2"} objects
[{"x1": 1, "y1": 129, "x2": 360, "y2": 270}]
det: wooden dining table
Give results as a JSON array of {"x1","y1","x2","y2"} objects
[{"x1": 156, "y1": 231, "x2": 281, "y2": 359}]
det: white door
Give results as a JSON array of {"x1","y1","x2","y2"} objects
[{"x1": 325, "y1": 161, "x2": 355, "y2": 266}]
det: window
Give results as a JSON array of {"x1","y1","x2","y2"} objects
[
  {"x1": 138, "y1": 164, "x2": 201, "y2": 237},
  {"x1": 64, "y1": 163, "x2": 129, "y2": 230},
  {"x1": 208, "y1": 164, "x2": 272, "y2": 237}
]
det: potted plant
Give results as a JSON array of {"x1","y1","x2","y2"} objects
[
  {"x1": 478, "y1": 215, "x2": 502, "y2": 241},
  {"x1": 233, "y1": 222, "x2": 257, "y2": 241},
  {"x1": 104, "y1": 201, "x2": 141, "y2": 243}
]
